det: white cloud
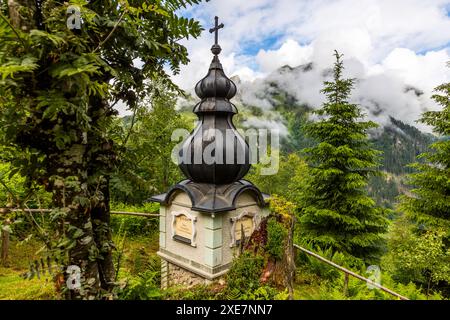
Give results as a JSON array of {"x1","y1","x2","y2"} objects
[
  {"x1": 379, "y1": 48, "x2": 450, "y2": 92},
  {"x1": 242, "y1": 117, "x2": 289, "y2": 137},
  {"x1": 169, "y1": 0, "x2": 450, "y2": 131},
  {"x1": 256, "y1": 40, "x2": 313, "y2": 72},
  {"x1": 234, "y1": 45, "x2": 449, "y2": 132}
]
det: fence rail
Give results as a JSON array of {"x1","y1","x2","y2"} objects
[
  {"x1": 0, "y1": 208, "x2": 159, "y2": 217},
  {"x1": 293, "y1": 244, "x2": 409, "y2": 300}
]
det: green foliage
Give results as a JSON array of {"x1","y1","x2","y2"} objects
[
  {"x1": 164, "y1": 284, "x2": 218, "y2": 300},
  {"x1": 399, "y1": 70, "x2": 450, "y2": 238},
  {"x1": 296, "y1": 246, "x2": 348, "y2": 281},
  {"x1": 299, "y1": 51, "x2": 389, "y2": 264},
  {"x1": 117, "y1": 256, "x2": 162, "y2": 300},
  {"x1": 238, "y1": 286, "x2": 288, "y2": 300},
  {"x1": 382, "y1": 217, "x2": 450, "y2": 291},
  {"x1": 110, "y1": 215, "x2": 158, "y2": 237},
  {"x1": 110, "y1": 202, "x2": 159, "y2": 237},
  {"x1": 316, "y1": 272, "x2": 442, "y2": 300},
  {"x1": 0, "y1": 162, "x2": 51, "y2": 208},
  {"x1": 246, "y1": 153, "x2": 308, "y2": 203},
  {"x1": 110, "y1": 201, "x2": 159, "y2": 213},
  {"x1": 110, "y1": 93, "x2": 192, "y2": 204},
  {"x1": 226, "y1": 251, "x2": 264, "y2": 295},
  {"x1": 266, "y1": 217, "x2": 287, "y2": 260},
  {"x1": 396, "y1": 63, "x2": 450, "y2": 297}
]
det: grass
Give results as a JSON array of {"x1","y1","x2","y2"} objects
[
  {"x1": 293, "y1": 266, "x2": 326, "y2": 300},
  {"x1": 115, "y1": 233, "x2": 160, "y2": 277},
  {"x1": 0, "y1": 267, "x2": 55, "y2": 300},
  {"x1": 0, "y1": 230, "x2": 160, "y2": 300},
  {"x1": 0, "y1": 238, "x2": 56, "y2": 300}
]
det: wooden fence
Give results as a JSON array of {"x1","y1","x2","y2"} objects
[{"x1": 293, "y1": 244, "x2": 409, "y2": 300}]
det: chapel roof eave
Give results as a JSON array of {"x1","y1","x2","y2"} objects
[{"x1": 149, "y1": 179, "x2": 269, "y2": 214}]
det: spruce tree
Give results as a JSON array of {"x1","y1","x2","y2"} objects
[
  {"x1": 399, "y1": 63, "x2": 450, "y2": 245},
  {"x1": 299, "y1": 51, "x2": 388, "y2": 264}
]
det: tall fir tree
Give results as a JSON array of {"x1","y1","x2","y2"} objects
[
  {"x1": 399, "y1": 62, "x2": 450, "y2": 245},
  {"x1": 299, "y1": 51, "x2": 389, "y2": 264}
]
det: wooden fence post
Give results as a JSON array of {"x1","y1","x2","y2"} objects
[
  {"x1": 343, "y1": 273, "x2": 349, "y2": 297},
  {"x1": 1, "y1": 218, "x2": 11, "y2": 265}
]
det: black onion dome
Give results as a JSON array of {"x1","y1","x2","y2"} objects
[
  {"x1": 178, "y1": 41, "x2": 250, "y2": 185},
  {"x1": 193, "y1": 54, "x2": 238, "y2": 114},
  {"x1": 195, "y1": 55, "x2": 237, "y2": 101}
]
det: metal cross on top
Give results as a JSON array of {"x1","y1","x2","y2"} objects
[{"x1": 209, "y1": 16, "x2": 224, "y2": 46}]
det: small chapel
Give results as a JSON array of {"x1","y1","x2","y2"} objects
[{"x1": 150, "y1": 16, "x2": 270, "y2": 288}]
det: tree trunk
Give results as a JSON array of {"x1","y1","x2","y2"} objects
[
  {"x1": 6, "y1": 1, "x2": 115, "y2": 300},
  {"x1": 426, "y1": 275, "x2": 432, "y2": 299},
  {"x1": 87, "y1": 95, "x2": 117, "y2": 294},
  {"x1": 91, "y1": 178, "x2": 115, "y2": 292},
  {"x1": 64, "y1": 206, "x2": 101, "y2": 300},
  {"x1": 49, "y1": 144, "x2": 102, "y2": 299},
  {"x1": 343, "y1": 273, "x2": 349, "y2": 297},
  {"x1": 251, "y1": 213, "x2": 296, "y2": 298}
]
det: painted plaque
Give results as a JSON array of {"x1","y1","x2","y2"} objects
[
  {"x1": 234, "y1": 216, "x2": 253, "y2": 241},
  {"x1": 230, "y1": 212, "x2": 256, "y2": 247},
  {"x1": 171, "y1": 211, "x2": 197, "y2": 246},
  {"x1": 174, "y1": 214, "x2": 193, "y2": 240}
]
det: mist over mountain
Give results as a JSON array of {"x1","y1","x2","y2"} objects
[{"x1": 178, "y1": 61, "x2": 437, "y2": 207}]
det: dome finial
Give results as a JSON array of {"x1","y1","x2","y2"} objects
[{"x1": 209, "y1": 16, "x2": 224, "y2": 55}]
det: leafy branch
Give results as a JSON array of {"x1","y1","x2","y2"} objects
[{"x1": 93, "y1": 9, "x2": 128, "y2": 53}]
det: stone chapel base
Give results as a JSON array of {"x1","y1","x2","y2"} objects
[
  {"x1": 151, "y1": 180, "x2": 269, "y2": 289},
  {"x1": 160, "y1": 260, "x2": 228, "y2": 289}
]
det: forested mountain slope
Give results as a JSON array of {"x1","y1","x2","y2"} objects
[{"x1": 178, "y1": 63, "x2": 437, "y2": 208}]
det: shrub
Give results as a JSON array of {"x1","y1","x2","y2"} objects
[
  {"x1": 265, "y1": 217, "x2": 287, "y2": 260},
  {"x1": 226, "y1": 251, "x2": 264, "y2": 294}
]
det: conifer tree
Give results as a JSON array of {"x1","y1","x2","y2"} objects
[
  {"x1": 400, "y1": 62, "x2": 450, "y2": 246},
  {"x1": 299, "y1": 51, "x2": 388, "y2": 264}
]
